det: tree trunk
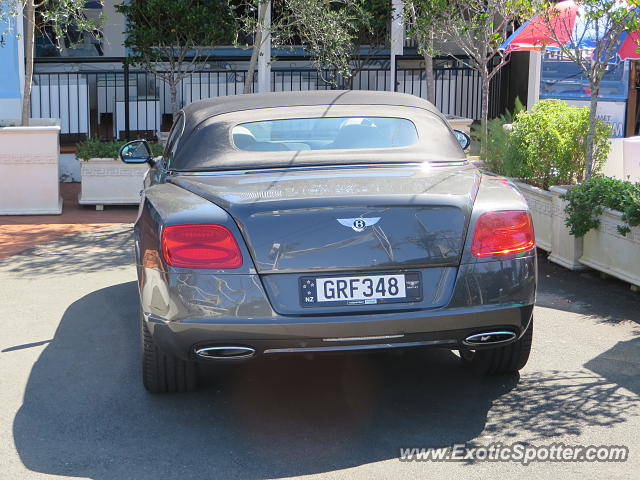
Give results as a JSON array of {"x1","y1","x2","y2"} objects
[
  {"x1": 480, "y1": 67, "x2": 490, "y2": 139},
  {"x1": 585, "y1": 86, "x2": 599, "y2": 180},
  {"x1": 169, "y1": 81, "x2": 179, "y2": 120},
  {"x1": 409, "y1": 5, "x2": 435, "y2": 104},
  {"x1": 423, "y1": 53, "x2": 434, "y2": 104},
  {"x1": 21, "y1": 0, "x2": 35, "y2": 126},
  {"x1": 244, "y1": 0, "x2": 269, "y2": 94}
]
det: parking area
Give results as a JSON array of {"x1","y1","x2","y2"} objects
[{"x1": 0, "y1": 217, "x2": 638, "y2": 479}]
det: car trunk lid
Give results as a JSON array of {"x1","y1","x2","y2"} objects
[{"x1": 170, "y1": 164, "x2": 480, "y2": 273}]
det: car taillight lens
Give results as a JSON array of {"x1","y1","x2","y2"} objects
[
  {"x1": 162, "y1": 224, "x2": 242, "y2": 269},
  {"x1": 472, "y1": 211, "x2": 535, "y2": 258}
]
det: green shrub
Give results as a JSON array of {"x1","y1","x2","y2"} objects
[
  {"x1": 482, "y1": 99, "x2": 611, "y2": 190},
  {"x1": 561, "y1": 176, "x2": 640, "y2": 237},
  {"x1": 76, "y1": 139, "x2": 164, "y2": 161},
  {"x1": 475, "y1": 98, "x2": 524, "y2": 175}
]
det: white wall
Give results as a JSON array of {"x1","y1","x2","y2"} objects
[{"x1": 601, "y1": 138, "x2": 625, "y2": 180}]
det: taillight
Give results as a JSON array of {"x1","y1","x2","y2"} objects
[
  {"x1": 162, "y1": 224, "x2": 242, "y2": 269},
  {"x1": 472, "y1": 211, "x2": 534, "y2": 258}
]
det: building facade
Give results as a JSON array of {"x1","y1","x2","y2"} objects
[{"x1": 1, "y1": 0, "x2": 521, "y2": 144}]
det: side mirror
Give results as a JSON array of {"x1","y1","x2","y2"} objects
[
  {"x1": 119, "y1": 140, "x2": 154, "y2": 165},
  {"x1": 453, "y1": 130, "x2": 471, "y2": 150}
]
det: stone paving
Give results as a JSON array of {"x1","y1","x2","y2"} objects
[{"x1": 0, "y1": 183, "x2": 137, "y2": 259}]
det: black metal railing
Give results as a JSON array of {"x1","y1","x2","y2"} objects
[
  {"x1": 32, "y1": 55, "x2": 509, "y2": 143},
  {"x1": 395, "y1": 55, "x2": 510, "y2": 120}
]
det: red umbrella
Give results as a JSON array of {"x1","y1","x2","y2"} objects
[
  {"x1": 500, "y1": 0, "x2": 640, "y2": 60},
  {"x1": 617, "y1": 30, "x2": 640, "y2": 59}
]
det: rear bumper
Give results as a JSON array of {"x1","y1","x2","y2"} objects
[
  {"x1": 139, "y1": 254, "x2": 536, "y2": 361},
  {"x1": 145, "y1": 304, "x2": 534, "y2": 361}
]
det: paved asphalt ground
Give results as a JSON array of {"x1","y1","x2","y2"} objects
[{"x1": 0, "y1": 224, "x2": 638, "y2": 480}]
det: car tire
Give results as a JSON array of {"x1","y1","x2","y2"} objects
[
  {"x1": 141, "y1": 311, "x2": 198, "y2": 393},
  {"x1": 460, "y1": 317, "x2": 533, "y2": 374}
]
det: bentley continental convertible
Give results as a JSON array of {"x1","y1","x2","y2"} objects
[{"x1": 119, "y1": 91, "x2": 536, "y2": 393}]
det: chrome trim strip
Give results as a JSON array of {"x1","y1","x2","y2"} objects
[
  {"x1": 322, "y1": 334, "x2": 405, "y2": 342},
  {"x1": 263, "y1": 339, "x2": 454, "y2": 354},
  {"x1": 170, "y1": 161, "x2": 469, "y2": 177}
]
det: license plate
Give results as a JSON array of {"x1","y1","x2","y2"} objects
[{"x1": 300, "y1": 272, "x2": 422, "y2": 307}]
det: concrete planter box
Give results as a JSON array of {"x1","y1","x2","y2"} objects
[
  {"x1": 501, "y1": 179, "x2": 639, "y2": 286},
  {"x1": 513, "y1": 181, "x2": 554, "y2": 251},
  {"x1": 510, "y1": 182, "x2": 584, "y2": 270},
  {"x1": 547, "y1": 185, "x2": 586, "y2": 270},
  {"x1": 79, "y1": 158, "x2": 148, "y2": 210},
  {"x1": 0, "y1": 120, "x2": 62, "y2": 215},
  {"x1": 580, "y1": 209, "x2": 640, "y2": 287}
]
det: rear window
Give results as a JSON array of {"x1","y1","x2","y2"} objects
[{"x1": 232, "y1": 117, "x2": 419, "y2": 151}]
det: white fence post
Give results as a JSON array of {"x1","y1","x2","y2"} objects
[
  {"x1": 390, "y1": 0, "x2": 404, "y2": 92},
  {"x1": 527, "y1": 51, "x2": 541, "y2": 109},
  {"x1": 258, "y1": 0, "x2": 272, "y2": 93}
]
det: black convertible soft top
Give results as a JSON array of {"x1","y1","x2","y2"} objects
[
  {"x1": 181, "y1": 90, "x2": 442, "y2": 127},
  {"x1": 172, "y1": 90, "x2": 466, "y2": 171}
]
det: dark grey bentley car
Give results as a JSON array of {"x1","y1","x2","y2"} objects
[{"x1": 120, "y1": 91, "x2": 536, "y2": 393}]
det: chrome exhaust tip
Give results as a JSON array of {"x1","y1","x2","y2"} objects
[
  {"x1": 463, "y1": 331, "x2": 517, "y2": 346},
  {"x1": 194, "y1": 346, "x2": 255, "y2": 359}
]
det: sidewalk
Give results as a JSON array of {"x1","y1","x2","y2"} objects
[{"x1": 0, "y1": 183, "x2": 138, "y2": 260}]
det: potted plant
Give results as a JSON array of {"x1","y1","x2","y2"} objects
[
  {"x1": 480, "y1": 99, "x2": 611, "y2": 269},
  {"x1": 0, "y1": 0, "x2": 99, "y2": 215},
  {"x1": 562, "y1": 177, "x2": 640, "y2": 288},
  {"x1": 77, "y1": 140, "x2": 163, "y2": 210}
]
